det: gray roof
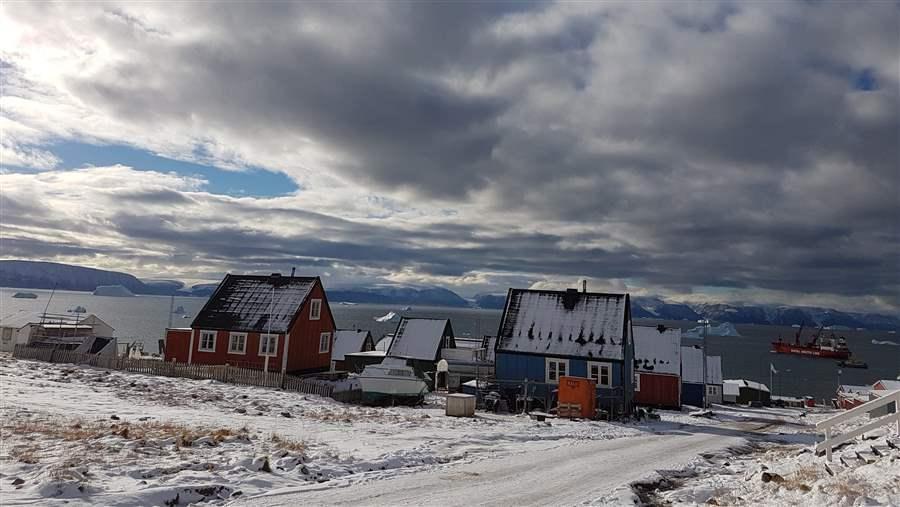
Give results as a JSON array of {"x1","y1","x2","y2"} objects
[
  {"x1": 496, "y1": 289, "x2": 629, "y2": 360},
  {"x1": 191, "y1": 274, "x2": 317, "y2": 333},
  {"x1": 388, "y1": 318, "x2": 454, "y2": 361},
  {"x1": 331, "y1": 329, "x2": 372, "y2": 361}
]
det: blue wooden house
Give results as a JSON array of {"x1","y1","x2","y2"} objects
[{"x1": 494, "y1": 288, "x2": 634, "y2": 416}]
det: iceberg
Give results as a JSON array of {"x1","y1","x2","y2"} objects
[
  {"x1": 374, "y1": 311, "x2": 398, "y2": 322},
  {"x1": 871, "y1": 339, "x2": 898, "y2": 346},
  {"x1": 684, "y1": 322, "x2": 741, "y2": 338}
]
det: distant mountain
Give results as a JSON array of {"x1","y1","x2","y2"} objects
[
  {"x1": 328, "y1": 286, "x2": 470, "y2": 307},
  {"x1": 2, "y1": 260, "x2": 897, "y2": 330},
  {"x1": 0, "y1": 260, "x2": 210, "y2": 297},
  {"x1": 633, "y1": 297, "x2": 700, "y2": 321},
  {"x1": 630, "y1": 298, "x2": 899, "y2": 331},
  {"x1": 473, "y1": 294, "x2": 507, "y2": 309}
]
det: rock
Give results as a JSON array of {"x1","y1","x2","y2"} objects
[
  {"x1": 110, "y1": 415, "x2": 120, "y2": 420},
  {"x1": 280, "y1": 412, "x2": 292, "y2": 418},
  {"x1": 11, "y1": 478, "x2": 25, "y2": 486},
  {"x1": 235, "y1": 408, "x2": 247, "y2": 414},
  {"x1": 761, "y1": 472, "x2": 784, "y2": 483},
  {"x1": 300, "y1": 465, "x2": 309, "y2": 475}
]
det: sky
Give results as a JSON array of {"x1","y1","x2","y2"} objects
[{"x1": 0, "y1": 1, "x2": 898, "y2": 313}]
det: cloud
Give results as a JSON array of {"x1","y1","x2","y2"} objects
[{"x1": 0, "y1": 1, "x2": 898, "y2": 312}]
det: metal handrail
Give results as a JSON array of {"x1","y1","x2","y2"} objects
[{"x1": 815, "y1": 389, "x2": 900, "y2": 461}]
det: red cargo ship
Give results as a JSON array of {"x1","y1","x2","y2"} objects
[{"x1": 771, "y1": 324, "x2": 851, "y2": 360}]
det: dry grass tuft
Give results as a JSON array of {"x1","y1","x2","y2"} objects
[
  {"x1": 270, "y1": 433, "x2": 306, "y2": 452},
  {"x1": 10, "y1": 445, "x2": 39, "y2": 464}
]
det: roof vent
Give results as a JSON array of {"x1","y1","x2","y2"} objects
[
  {"x1": 269, "y1": 273, "x2": 282, "y2": 285},
  {"x1": 563, "y1": 288, "x2": 579, "y2": 310},
  {"x1": 657, "y1": 324, "x2": 667, "y2": 333}
]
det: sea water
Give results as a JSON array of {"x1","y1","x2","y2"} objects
[{"x1": 1, "y1": 287, "x2": 896, "y2": 400}]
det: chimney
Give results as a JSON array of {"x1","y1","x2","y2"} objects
[
  {"x1": 563, "y1": 288, "x2": 579, "y2": 310},
  {"x1": 582, "y1": 279, "x2": 587, "y2": 293},
  {"x1": 290, "y1": 267, "x2": 296, "y2": 277}
]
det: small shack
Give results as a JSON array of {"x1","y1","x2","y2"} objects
[
  {"x1": 836, "y1": 384, "x2": 870, "y2": 409},
  {"x1": 386, "y1": 317, "x2": 455, "y2": 375},
  {"x1": 680, "y1": 345, "x2": 705, "y2": 406},
  {"x1": 705, "y1": 356, "x2": 724, "y2": 404},
  {"x1": 723, "y1": 379, "x2": 770, "y2": 405},
  {"x1": 330, "y1": 329, "x2": 375, "y2": 371},
  {"x1": 633, "y1": 325, "x2": 681, "y2": 409}
]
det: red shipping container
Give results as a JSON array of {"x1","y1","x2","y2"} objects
[
  {"x1": 634, "y1": 373, "x2": 681, "y2": 409},
  {"x1": 558, "y1": 376, "x2": 597, "y2": 418}
]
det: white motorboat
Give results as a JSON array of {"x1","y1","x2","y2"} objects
[{"x1": 358, "y1": 357, "x2": 428, "y2": 405}]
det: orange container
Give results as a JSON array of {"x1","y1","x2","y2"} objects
[{"x1": 558, "y1": 376, "x2": 597, "y2": 418}]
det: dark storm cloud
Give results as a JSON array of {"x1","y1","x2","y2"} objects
[{"x1": 1, "y1": 1, "x2": 898, "y2": 309}]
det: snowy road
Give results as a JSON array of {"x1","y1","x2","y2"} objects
[{"x1": 240, "y1": 422, "x2": 767, "y2": 506}]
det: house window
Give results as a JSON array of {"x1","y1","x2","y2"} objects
[
  {"x1": 1, "y1": 328, "x2": 12, "y2": 342},
  {"x1": 707, "y1": 385, "x2": 719, "y2": 396},
  {"x1": 588, "y1": 362, "x2": 612, "y2": 387},
  {"x1": 199, "y1": 330, "x2": 216, "y2": 352},
  {"x1": 259, "y1": 334, "x2": 278, "y2": 356},
  {"x1": 319, "y1": 332, "x2": 331, "y2": 354},
  {"x1": 634, "y1": 373, "x2": 641, "y2": 392},
  {"x1": 310, "y1": 299, "x2": 322, "y2": 320},
  {"x1": 545, "y1": 357, "x2": 569, "y2": 384},
  {"x1": 228, "y1": 332, "x2": 247, "y2": 354}
]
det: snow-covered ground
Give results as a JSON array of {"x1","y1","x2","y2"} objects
[{"x1": 2, "y1": 354, "x2": 897, "y2": 506}]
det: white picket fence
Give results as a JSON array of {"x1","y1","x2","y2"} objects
[{"x1": 815, "y1": 389, "x2": 900, "y2": 461}]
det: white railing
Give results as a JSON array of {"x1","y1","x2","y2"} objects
[{"x1": 815, "y1": 389, "x2": 900, "y2": 461}]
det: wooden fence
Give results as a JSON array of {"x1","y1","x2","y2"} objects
[{"x1": 12, "y1": 344, "x2": 339, "y2": 399}]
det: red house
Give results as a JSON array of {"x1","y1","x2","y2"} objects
[{"x1": 164, "y1": 273, "x2": 335, "y2": 374}]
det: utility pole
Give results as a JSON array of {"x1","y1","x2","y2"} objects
[
  {"x1": 699, "y1": 319, "x2": 709, "y2": 408},
  {"x1": 265, "y1": 279, "x2": 275, "y2": 374}
]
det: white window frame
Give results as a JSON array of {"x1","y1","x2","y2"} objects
[
  {"x1": 228, "y1": 332, "x2": 247, "y2": 355},
  {"x1": 319, "y1": 332, "x2": 331, "y2": 354},
  {"x1": 588, "y1": 361, "x2": 612, "y2": 387},
  {"x1": 309, "y1": 299, "x2": 322, "y2": 320},
  {"x1": 259, "y1": 333, "x2": 278, "y2": 357},
  {"x1": 634, "y1": 372, "x2": 641, "y2": 392},
  {"x1": 545, "y1": 357, "x2": 569, "y2": 384},
  {"x1": 198, "y1": 330, "x2": 216, "y2": 352}
]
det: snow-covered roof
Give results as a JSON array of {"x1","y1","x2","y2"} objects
[
  {"x1": 0, "y1": 312, "x2": 43, "y2": 329},
  {"x1": 837, "y1": 384, "x2": 871, "y2": 394},
  {"x1": 375, "y1": 334, "x2": 394, "y2": 352},
  {"x1": 874, "y1": 380, "x2": 900, "y2": 390},
  {"x1": 191, "y1": 274, "x2": 317, "y2": 333},
  {"x1": 706, "y1": 356, "x2": 723, "y2": 384},
  {"x1": 387, "y1": 318, "x2": 454, "y2": 361},
  {"x1": 633, "y1": 326, "x2": 681, "y2": 375},
  {"x1": 496, "y1": 289, "x2": 628, "y2": 361},
  {"x1": 724, "y1": 379, "x2": 770, "y2": 393},
  {"x1": 681, "y1": 346, "x2": 704, "y2": 383},
  {"x1": 331, "y1": 330, "x2": 372, "y2": 361}
]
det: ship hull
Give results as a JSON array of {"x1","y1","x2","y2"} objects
[{"x1": 771, "y1": 342, "x2": 850, "y2": 359}]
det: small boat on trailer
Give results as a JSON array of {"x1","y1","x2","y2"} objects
[{"x1": 358, "y1": 357, "x2": 428, "y2": 406}]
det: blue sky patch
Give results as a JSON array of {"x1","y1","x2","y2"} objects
[{"x1": 49, "y1": 141, "x2": 298, "y2": 197}]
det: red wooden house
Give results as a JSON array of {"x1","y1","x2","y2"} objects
[{"x1": 164, "y1": 273, "x2": 336, "y2": 374}]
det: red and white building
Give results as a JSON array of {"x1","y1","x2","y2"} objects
[
  {"x1": 633, "y1": 325, "x2": 682, "y2": 409},
  {"x1": 164, "y1": 273, "x2": 335, "y2": 374}
]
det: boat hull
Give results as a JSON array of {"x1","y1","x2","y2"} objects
[
  {"x1": 358, "y1": 375, "x2": 427, "y2": 406},
  {"x1": 771, "y1": 342, "x2": 850, "y2": 359}
]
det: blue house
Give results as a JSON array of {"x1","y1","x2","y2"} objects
[{"x1": 494, "y1": 288, "x2": 634, "y2": 416}]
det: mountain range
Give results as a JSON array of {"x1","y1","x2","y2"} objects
[{"x1": 2, "y1": 260, "x2": 898, "y2": 330}]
